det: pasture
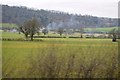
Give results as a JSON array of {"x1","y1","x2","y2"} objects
[
  {"x1": 85, "y1": 27, "x2": 118, "y2": 32},
  {"x1": 2, "y1": 32, "x2": 118, "y2": 78}
]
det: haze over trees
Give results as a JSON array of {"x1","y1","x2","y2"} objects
[
  {"x1": 2, "y1": 5, "x2": 118, "y2": 30},
  {"x1": 42, "y1": 28, "x2": 48, "y2": 35}
]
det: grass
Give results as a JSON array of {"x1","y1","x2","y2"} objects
[
  {"x1": 2, "y1": 38, "x2": 118, "y2": 78},
  {"x1": 85, "y1": 27, "x2": 118, "y2": 32},
  {"x1": 2, "y1": 31, "x2": 24, "y2": 39},
  {"x1": 0, "y1": 23, "x2": 18, "y2": 29},
  {"x1": 1, "y1": 31, "x2": 119, "y2": 78},
  {"x1": 1, "y1": 22, "x2": 119, "y2": 78}
]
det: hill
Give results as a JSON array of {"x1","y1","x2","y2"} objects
[{"x1": 1, "y1": 5, "x2": 118, "y2": 29}]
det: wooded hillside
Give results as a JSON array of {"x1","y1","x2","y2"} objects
[{"x1": 2, "y1": 5, "x2": 118, "y2": 29}]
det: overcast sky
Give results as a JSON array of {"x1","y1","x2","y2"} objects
[{"x1": 0, "y1": 0, "x2": 119, "y2": 18}]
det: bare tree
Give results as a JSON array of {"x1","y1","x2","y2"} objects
[
  {"x1": 109, "y1": 28, "x2": 117, "y2": 42},
  {"x1": 58, "y1": 27, "x2": 64, "y2": 36},
  {"x1": 19, "y1": 21, "x2": 29, "y2": 39},
  {"x1": 42, "y1": 28, "x2": 48, "y2": 35},
  {"x1": 20, "y1": 18, "x2": 41, "y2": 41},
  {"x1": 79, "y1": 28, "x2": 84, "y2": 38}
]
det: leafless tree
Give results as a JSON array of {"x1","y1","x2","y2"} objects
[
  {"x1": 20, "y1": 18, "x2": 42, "y2": 41},
  {"x1": 79, "y1": 28, "x2": 84, "y2": 38},
  {"x1": 109, "y1": 28, "x2": 117, "y2": 42},
  {"x1": 57, "y1": 27, "x2": 64, "y2": 36}
]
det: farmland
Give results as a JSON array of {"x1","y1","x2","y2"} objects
[
  {"x1": 0, "y1": 23, "x2": 18, "y2": 30},
  {"x1": 85, "y1": 27, "x2": 118, "y2": 32},
  {"x1": 1, "y1": 4, "x2": 119, "y2": 79},
  {"x1": 2, "y1": 31, "x2": 119, "y2": 78},
  {"x1": 1, "y1": 23, "x2": 118, "y2": 33}
]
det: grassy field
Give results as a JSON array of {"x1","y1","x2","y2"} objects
[
  {"x1": 1, "y1": 30, "x2": 119, "y2": 78},
  {"x1": 0, "y1": 23, "x2": 18, "y2": 29},
  {"x1": 2, "y1": 31, "x2": 24, "y2": 39},
  {"x1": 85, "y1": 27, "x2": 118, "y2": 32},
  {"x1": 2, "y1": 33, "x2": 118, "y2": 78}
]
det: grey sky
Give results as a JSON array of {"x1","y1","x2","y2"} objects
[{"x1": 0, "y1": 0, "x2": 119, "y2": 18}]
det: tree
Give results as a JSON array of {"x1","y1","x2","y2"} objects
[
  {"x1": 20, "y1": 18, "x2": 41, "y2": 41},
  {"x1": 2, "y1": 5, "x2": 118, "y2": 29},
  {"x1": 117, "y1": 27, "x2": 120, "y2": 39},
  {"x1": 42, "y1": 28, "x2": 48, "y2": 35},
  {"x1": 19, "y1": 21, "x2": 30, "y2": 39},
  {"x1": 58, "y1": 27, "x2": 64, "y2": 36},
  {"x1": 109, "y1": 28, "x2": 117, "y2": 42},
  {"x1": 79, "y1": 28, "x2": 84, "y2": 38}
]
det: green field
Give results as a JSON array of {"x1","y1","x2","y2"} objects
[
  {"x1": 2, "y1": 31, "x2": 24, "y2": 39},
  {"x1": 85, "y1": 27, "x2": 118, "y2": 32},
  {"x1": 2, "y1": 30, "x2": 119, "y2": 78},
  {"x1": 0, "y1": 23, "x2": 18, "y2": 29}
]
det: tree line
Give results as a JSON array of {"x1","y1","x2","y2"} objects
[
  {"x1": 2, "y1": 5, "x2": 118, "y2": 29},
  {"x1": 19, "y1": 17, "x2": 119, "y2": 42}
]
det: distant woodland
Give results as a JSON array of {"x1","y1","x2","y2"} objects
[{"x1": 1, "y1": 5, "x2": 118, "y2": 29}]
